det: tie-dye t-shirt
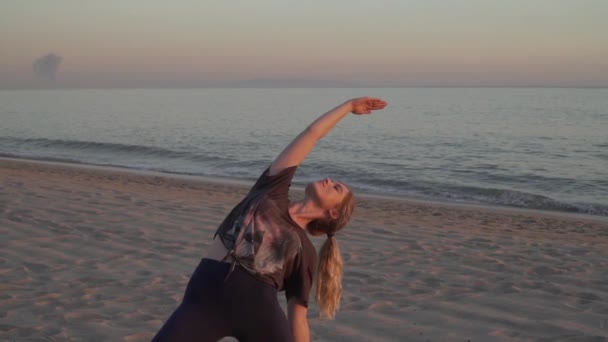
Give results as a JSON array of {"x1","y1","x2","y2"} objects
[{"x1": 214, "y1": 165, "x2": 316, "y2": 306}]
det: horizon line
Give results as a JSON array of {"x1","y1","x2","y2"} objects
[{"x1": 2, "y1": 85, "x2": 608, "y2": 91}]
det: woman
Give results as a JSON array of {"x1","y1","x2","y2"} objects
[{"x1": 152, "y1": 97, "x2": 388, "y2": 342}]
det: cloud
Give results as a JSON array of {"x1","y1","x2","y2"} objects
[{"x1": 32, "y1": 53, "x2": 62, "y2": 81}]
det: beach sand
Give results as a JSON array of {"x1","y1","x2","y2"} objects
[{"x1": 1, "y1": 157, "x2": 607, "y2": 341}]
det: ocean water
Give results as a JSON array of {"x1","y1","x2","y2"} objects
[{"x1": 1, "y1": 88, "x2": 607, "y2": 216}]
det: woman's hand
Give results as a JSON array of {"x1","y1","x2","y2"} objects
[{"x1": 348, "y1": 97, "x2": 388, "y2": 115}]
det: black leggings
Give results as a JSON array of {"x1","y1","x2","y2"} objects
[{"x1": 152, "y1": 258, "x2": 293, "y2": 342}]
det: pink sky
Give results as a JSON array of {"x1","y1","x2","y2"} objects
[{"x1": 1, "y1": 1, "x2": 607, "y2": 88}]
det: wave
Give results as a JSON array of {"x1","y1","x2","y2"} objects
[
  {"x1": 441, "y1": 185, "x2": 608, "y2": 216},
  {"x1": 2, "y1": 136, "x2": 186, "y2": 157},
  {"x1": 0, "y1": 152, "x2": 89, "y2": 165},
  {"x1": 0, "y1": 152, "x2": 237, "y2": 181},
  {"x1": 342, "y1": 177, "x2": 608, "y2": 217},
  {"x1": 0, "y1": 136, "x2": 228, "y2": 164}
]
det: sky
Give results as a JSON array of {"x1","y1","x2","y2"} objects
[{"x1": 1, "y1": 0, "x2": 607, "y2": 88}]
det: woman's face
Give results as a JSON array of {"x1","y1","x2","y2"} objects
[{"x1": 305, "y1": 177, "x2": 349, "y2": 211}]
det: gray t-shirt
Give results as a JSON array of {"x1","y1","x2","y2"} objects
[{"x1": 214, "y1": 166, "x2": 316, "y2": 306}]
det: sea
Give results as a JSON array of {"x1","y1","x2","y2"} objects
[{"x1": 1, "y1": 88, "x2": 607, "y2": 216}]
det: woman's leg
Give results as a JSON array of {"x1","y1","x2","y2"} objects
[
  {"x1": 151, "y1": 301, "x2": 229, "y2": 342},
  {"x1": 152, "y1": 258, "x2": 232, "y2": 341},
  {"x1": 225, "y1": 267, "x2": 294, "y2": 342},
  {"x1": 232, "y1": 298, "x2": 293, "y2": 342}
]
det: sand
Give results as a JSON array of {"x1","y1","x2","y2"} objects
[{"x1": 1, "y1": 157, "x2": 607, "y2": 341}]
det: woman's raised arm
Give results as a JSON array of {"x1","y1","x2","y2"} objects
[{"x1": 268, "y1": 97, "x2": 387, "y2": 176}]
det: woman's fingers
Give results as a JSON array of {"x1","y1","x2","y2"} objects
[
  {"x1": 368, "y1": 99, "x2": 387, "y2": 110},
  {"x1": 369, "y1": 99, "x2": 387, "y2": 106}
]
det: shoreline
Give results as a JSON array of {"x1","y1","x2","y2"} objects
[{"x1": 2, "y1": 156, "x2": 606, "y2": 224}]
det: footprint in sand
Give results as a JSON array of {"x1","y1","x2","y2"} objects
[
  {"x1": 408, "y1": 241, "x2": 423, "y2": 251},
  {"x1": 538, "y1": 282, "x2": 563, "y2": 295},
  {"x1": 22, "y1": 262, "x2": 50, "y2": 277},
  {"x1": 115, "y1": 194, "x2": 133, "y2": 201},
  {"x1": 0, "y1": 323, "x2": 18, "y2": 333},
  {"x1": 524, "y1": 265, "x2": 563, "y2": 276},
  {"x1": 6, "y1": 210, "x2": 30, "y2": 223},
  {"x1": 495, "y1": 281, "x2": 521, "y2": 294},
  {"x1": 566, "y1": 247, "x2": 589, "y2": 257},
  {"x1": 346, "y1": 298, "x2": 368, "y2": 311},
  {"x1": 423, "y1": 277, "x2": 443, "y2": 289},
  {"x1": 367, "y1": 301, "x2": 404, "y2": 316},
  {"x1": 576, "y1": 292, "x2": 601, "y2": 305},
  {"x1": 371, "y1": 227, "x2": 397, "y2": 236},
  {"x1": 462, "y1": 237, "x2": 494, "y2": 249},
  {"x1": 562, "y1": 292, "x2": 603, "y2": 311}
]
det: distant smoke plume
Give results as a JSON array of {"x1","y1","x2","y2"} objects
[{"x1": 32, "y1": 53, "x2": 62, "y2": 81}]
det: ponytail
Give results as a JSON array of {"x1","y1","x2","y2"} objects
[
  {"x1": 308, "y1": 184, "x2": 354, "y2": 319},
  {"x1": 315, "y1": 235, "x2": 343, "y2": 319}
]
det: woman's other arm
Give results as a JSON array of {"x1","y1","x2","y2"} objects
[
  {"x1": 288, "y1": 298, "x2": 310, "y2": 342},
  {"x1": 268, "y1": 97, "x2": 387, "y2": 176}
]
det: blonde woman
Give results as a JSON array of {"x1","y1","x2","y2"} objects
[{"x1": 153, "y1": 97, "x2": 388, "y2": 342}]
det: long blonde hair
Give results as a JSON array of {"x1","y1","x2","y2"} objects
[{"x1": 309, "y1": 189, "x2": 355, "y2": 319}]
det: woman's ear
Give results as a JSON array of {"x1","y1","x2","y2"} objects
[{"x1": 327, "y1": 208, "x2": 339, "y2": 220}]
